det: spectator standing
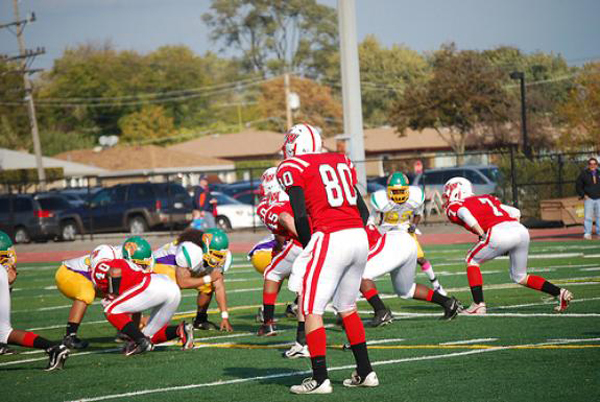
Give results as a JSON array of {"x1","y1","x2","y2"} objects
[
  {"x1": 576, "y1": 157, "x2": 600, "y2": 239},
  {"x1": 193, "y1": 176, "x2": 217, "y2": 229}
]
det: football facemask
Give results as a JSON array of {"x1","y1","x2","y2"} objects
[
  {"x1": 387, "y1": 172, "x2": 410, "y2": 204},
  {"x1": 0, "y1": 231, "x2": 16, "y2": 267},
  {"x1": 201, "y1": 228, "x2": 229, "y2": 269}
]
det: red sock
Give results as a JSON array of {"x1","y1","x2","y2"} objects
[
  {"x1": 263, "y1": 291, "x2": 277, "y2": 305},
  {"x1": 467, "y1": 265, "x2": 483, "y2": 287},
  {"x1": 106, "y1": 313, "x2": 132, "y2": 330},
  {"x1": 151, "y1": 325, "x2": 169, "y2": 344},
  {"x1": 526, "y1": 275, "x2": 546, "y2": 291},
  {"x1": 425, "y1": 289, "x2": 434, "y2": 302},
  {"x1": 22, "y1": 332, "x2": 38, "y2": 348},
  {"x1": 342, "y1": 312, "x2": 366, "y2": 346},
  {"x1": 361, "y1": 288, "x2": 378, "y2": 301},
  {"x1": 306, "y1": 327, "x2": 327, "y2": 358}
]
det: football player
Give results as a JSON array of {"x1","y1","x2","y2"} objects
[
  {"x1": 0, "y1": 231, "x2": 69, "y2": 370},
  {"x1": 443, "y1": 177, "x2": 573, "y2": 314},
  {"x1": 362, "y1": 172, "x2": 449, "y2": 326},
  {"x1": 253, "y1": 167, "x2": 308, "y2": 358},
  {"x1": 55, "y1": 244, "x2": 121, "y2": 349},
  {"x1": 153, "y1": 228, "x2": 232, "y2": 331},
  {"x1": 277, "y1": 124, "x2": 378, "y2": 394},
  {"x1": 93, "y1": 236, "x2": 194, "y2": 355}
]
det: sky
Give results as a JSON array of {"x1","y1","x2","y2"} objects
[{"x1": 0, "y1": 0, "x2": 599, "y2": 71}]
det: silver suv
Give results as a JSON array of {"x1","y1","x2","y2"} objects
[{"x1": 412, "y1": 165, "x2": 500, "y2": 196}]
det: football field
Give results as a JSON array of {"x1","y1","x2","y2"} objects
[{"x1": 3, "y1": 240, "x2": 600, "y2": 402}]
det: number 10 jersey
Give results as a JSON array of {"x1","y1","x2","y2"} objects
[{"x1": 277, "y1": 153, "x2": 364, "y2": 234}]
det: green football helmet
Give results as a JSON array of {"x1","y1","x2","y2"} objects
[
  {"x1": 387, "y1": 172, "x2": 410, "y2": 204},
  {"x1": 0, "y1": 231, "x2": 16, "y2": 267},
  {"x1": 122, "y1": 236, "x2": 154, "y2": 270},
  {"x1": 201, "y1": 228, "x2": 229, "y2": 268}
]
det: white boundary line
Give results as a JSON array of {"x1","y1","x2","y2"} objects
[{"x1": 66, "y1": 337, "x2": 600, "y2": 402}]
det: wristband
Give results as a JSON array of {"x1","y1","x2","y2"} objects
[
  {"x1": 221, "y1": 311, "x2": 229, "y2": 319},
  {"x1": 203, "y1": 275, "x2": 211, "y2": 284}
]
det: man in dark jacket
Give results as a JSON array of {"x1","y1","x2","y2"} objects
[
  {"x1": 576, "y1": 157, "x2": 600, "y2": 239},
  {"x1": 193, "y1": 176, "x2": 217, "y2": 229}
]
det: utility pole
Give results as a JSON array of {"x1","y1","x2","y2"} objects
[
  {"x1": 284, "y1": 72, "x2": 293, "y2": 130},
  {"x1": 4, "y1": 0, "x2": 46, "y2": 189},
  {"x1": 509, "y1": 71, "x2": 531, "y2": 159},
  {"x1": 338, "y1": 0, "x2": 366, "y2": 192}
]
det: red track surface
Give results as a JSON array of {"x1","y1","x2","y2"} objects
[{"x1": 17, "y1": 227, "x2": 586, "y2": 263}]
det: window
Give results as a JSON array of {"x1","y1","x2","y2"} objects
[
  {"x1": 15, "y1": 197, "x2": 33, "y2": 212},
  {"x1": 91, "y1": 190, "x2": 111, "y2": 206},
  {"x1": 461, "y1": 169, "x2": 486, "y2": 184},
  {"x1": 37, "y1": 197, "x2": 71, "y2": 210},
  {"x1": 422, "y1": 171, "x2": 446, "y2": 184},
  {"x1": 130, "y1": 184, "x2": 154, "y2": 200}
]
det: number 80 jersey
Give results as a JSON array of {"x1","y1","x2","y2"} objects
[{"x1": 277, "y1": 153, "x2": 364, "y2": 234}]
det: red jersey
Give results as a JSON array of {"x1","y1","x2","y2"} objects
[
  {"x1": 257, "y1": 195, "x2": 302, "y2": 246},
  {"x1": 277, "y1": 153, "x2": 363, "y2": 233},
  {"x1": 446, "y1": 195, "x2": 517, "y2": 233},
  {"x1": 91, "y1": 259, "x2": 150, "y2": 295}
]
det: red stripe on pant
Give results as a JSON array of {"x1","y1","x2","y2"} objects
[
  {"x1": 106, "y1": 276, "x2": 151, "y2": 315},
  {"x1": 264, "y1": 241, "x2": 292, "y2": 278},
  {"x1": 307, "y1": 234, "x2": 330, "y2": 315},
  {"x1": 466, "y1": 228, "x2": 493, "y2": 264},
  {"x1": 301, "y1": 237, "x2": 319, "y2": 315},
  {"x1": 367, "y1": 234, "x2": 387, "y2": 261}
]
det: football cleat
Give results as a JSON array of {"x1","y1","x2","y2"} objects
[
  {"x1": 283, "y1": 342, "x2": 310, "y2": 359},
  {"x1": 461, "y1": 302, "x2": 487, "y2": 315},
  {"x1": 290, "y1": 378, "x2": 332, "y2": 394},
  {"x1": 370, "y1": 308, "x2": 393, "y2": 327},
  {"x1": 554, "y1": 289, "x2": 573, "y2": 312},
  {"x1": 193, "y1": 320, "x2": 218, "y2": 331},
  {"x1": 45, "y1": 344, "x2": 69, "y2": 371},
  {"x1": 284, "y1": 302, "x2": 298, "y2": 318},
  {"x1": 62, "y1": 334, "x2": 89, "y2": 350},
  {"x1": 343, "y1": 371, "x2": 379, "y2": 388},
  {"x1": 0, "y1": 343, "x2": 17, "y2": 355},
  {"x1": 441, "y1": 297, "x2": 461, "y2": 321},
  {"x1": 124, "y1": 338, "x2": 154, "y2": 356},
  {"x1": 177, "y1": 321, "x2": 194, "y2": 350},
  {"x1": 257, "y1": 321, "x2": 277, "y2": 337},
  {"x1": 114, "y1": 331, "x2": 130, "y2": 343},
  {"x1": 255, "y1": 306, "x2": 264, "y2": 323}
]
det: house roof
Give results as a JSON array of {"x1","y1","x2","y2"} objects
[
  {"x1": 324, "y1": 126, "x2": 452, "y2": 154},
  {"x1": 168, "y1": 129, "x2": 287, "y2": 159},
  {"x1": 0, "y1": 147, "x2": 107, "y2": 177},
  {"x1": 55, "y1": 145, "x2": 233, "y2": 172}
]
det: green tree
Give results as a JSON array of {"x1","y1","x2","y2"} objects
[
  {"x1": 119, "y1": 105, "x2": 175, "y2": 143},
  {"x1": 202, "y1": 0, "x2": 338, "y2": 76},
  {"x1": 0, "y1": 60, "x2": 30, "y2": 151},
  {"x1": 558, "y1": 62, "x2": 600, "y2": 149},
  {"x1": 391, "y1": 44, "x2": 510, "y2": 162}
]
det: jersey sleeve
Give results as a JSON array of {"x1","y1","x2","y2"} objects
[
  {"x1": 370, "y1": 190, "x2": 393, "y2": 213},
  {"x1": 276, "y1": 158, "x2": 308, "y2": 191},
  {"x1": 408, "y1": 186, "x2": 425, "y2": 215}
]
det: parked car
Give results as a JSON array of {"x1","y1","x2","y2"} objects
[
  {"x1": 63, "y1": 182, "x2": 193, "y2": 235},
  {"x1": 0, "y1": 193, "x2": 75, "y2": 243},
  {"x1": 412, "y1": 165, "x2": 500, "y2": 196},
  {"x1": 211, "y1": 191, "x2": 259, "y2": 230}
]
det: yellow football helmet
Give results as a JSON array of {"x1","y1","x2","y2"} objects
[{"x1": 251, "y1": 250, "x2": 272, "y2": 274}]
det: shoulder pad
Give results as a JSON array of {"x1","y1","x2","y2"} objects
[{"x1": 370, "y1": 190, "x2": 392, "y2": 213}]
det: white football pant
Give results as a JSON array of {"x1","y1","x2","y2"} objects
[
  {"x1": 0, "y1": 268, "x2": 13, "y2": 343},
  {"x1": 265, "y1": 241, "x2": 302, "y2": 284}
]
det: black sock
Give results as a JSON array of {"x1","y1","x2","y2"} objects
[
  {"x1": 263, "y1": 304, "x2": 275, "y2": 323},
  {"x1": 66, "y1": 322, "x2": 80, "y2": 336},
  {"x1": 470, "y1": 285, "x2": 484, "y2": 304},
  {"x1": 367, "y1": 294, "x2": 387, "y2": 313},
  {"x1": 431, "y1": 291, "x2": 449, "y2": 307},
  {"x1": 311, "y1": 356, "x2": 328, "y2": 383},
  {"x1": 350, "y1": 342, "x2": 373, "y2": 378},
  {"x1": 296, "y1": 321, "x2": 306, "y2": 345},
  {"x1": 33, "y1": 336, "x2": 53, "y2": 350},
  {"x1": 541, "y1": 281, "x2": 561, "y2": 297},
  {"x1": 165, "y1": 325, "x2": 178, "y2": 341},
  {"x1": 195, "y1": 311, "x2": 208, "y2": 324},
  {"x1": 121, "y1": 321, "x2": 145, "y2": 343}
]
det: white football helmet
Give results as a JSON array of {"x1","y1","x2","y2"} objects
[
  {"x1": 260, "y1": 167, "x2": 280, "y2": 195},
  {"x1": 282, "y1": 123, "x2": 322, "y2": 158},
  {"x1": 175, "y1": 241, "x2": 204, "y2": 273},
  {"x1": 89, "y1": 244, "x2": 121, "y2": 271},
  {"x1": 443, "y1": 177, "x2": 474, "y2": 207}
]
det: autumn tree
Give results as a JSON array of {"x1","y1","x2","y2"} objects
[
  {"x1": 119, "y1": 105, "x2": 175, "y2": 143},
  {"x1": 391, "y1": 44, "x2": 510, "y2": 162},
  {"x1": 202, "y1": 0, "x2": 338, "y2": 77},
  {"x1": 558, "y1": 62, "x2": 600, "y2": 149},
  {"x1": 257, "y1": 76, "x2": 342, "y2": 135}
]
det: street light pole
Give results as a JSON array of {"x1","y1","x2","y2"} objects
[{"x1": 509, "y1": 71, "x2": 531, "y2": 159}]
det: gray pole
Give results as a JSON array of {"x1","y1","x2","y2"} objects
[
  {"x1": 337, "y1": 0, "x2": 366, "y2": 192},
  {"x1": 13, "y1": 0, "x2": 45, "y2": 190}
]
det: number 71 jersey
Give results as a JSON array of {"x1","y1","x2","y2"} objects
[
  {"x1": 277, "y1": 153, "x2": 364, "y2": 234},
  {"x1": 446, "y1": 194, "x2": 516, "y2": 232}
]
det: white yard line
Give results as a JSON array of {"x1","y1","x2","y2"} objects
[
  {"x1": 66, "y1": 337, "x2": 600, "y2": 402},
  {"x1": 440, "y1": 338, "x2": 498, "y2": 345}
]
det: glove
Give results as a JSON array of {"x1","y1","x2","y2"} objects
[{"x1": 408, "y1": 224, "x2": 417, "y2": 234}]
